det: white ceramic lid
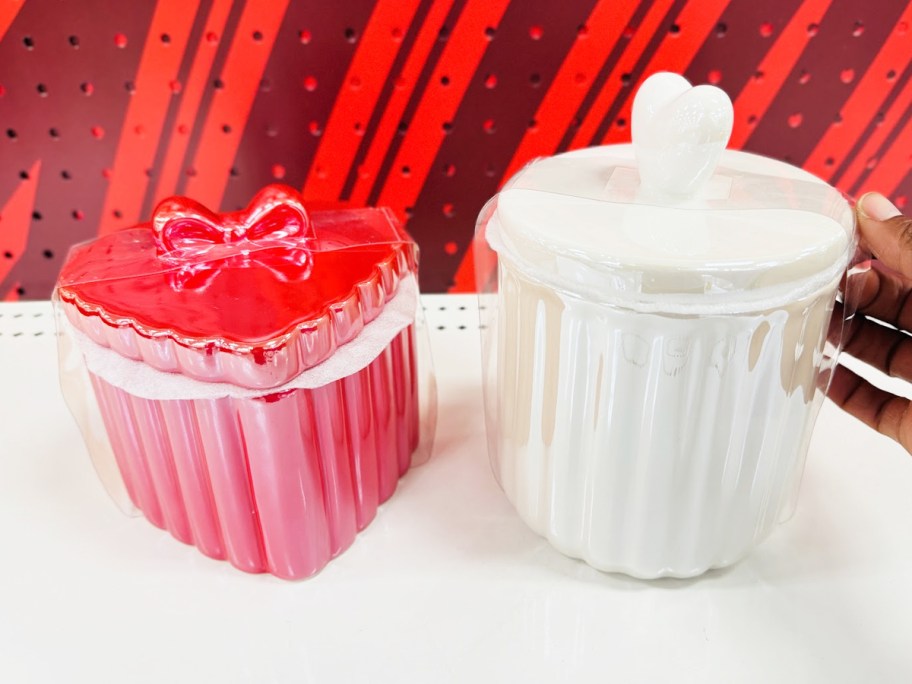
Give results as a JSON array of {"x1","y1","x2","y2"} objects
[{"x1": 487, "y1": 73, "x2": 854, "y2": 313}]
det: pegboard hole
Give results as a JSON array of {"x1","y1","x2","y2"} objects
[
  {"x1": 68, "y1": 35, "x2": 80, "y2": 48},
  {"x1": 112, "y1": 209, "x2": 123, "y2": 219},
  {"x1": 303, "y1": 76, "x2": 318, "y2": 91},
  {"x1": 80, "y1": 82, "x2": 94, "y2": 96},
  {"x1": 753, "y1": 70, "x2": 765, "y2": 83},
  {"x1": 160, "y1": 33, "x2": 171, "y2": 44},
  {"x1": 230, "y1": 167, "x2": 240, "y2": 177},
  {"x1": 3, "y1": 251, "x2": 13, "y2": 259},
  {"x1": 899, "y1": 21, "x2": 909, "y2": 35},
  {"x1": 177, "y1": 123, "x2": 189, "y2": 135},
  {"x1": 866, "y1": 157, "x2": 878, "y2": 170},
  {"x1": 788, "y1": 113, "x2": 803, "y2": 128},
  {"x1": 483, "y1": 119, "x2": 496, "y2": 134},
  {"x1": 824, "y1": 157, "x2": 835, "y2": 167},
  {"x1": 265, "y1": 125, "x2": 278, "y2": 137},
  {"x1": 529, "y1": 73, "x2": 541, "y2": 87},
  {"x1": 6, "y1": 128, "x2": 17, "y2": 140},
  {"x1": 72, "y1": 209, "x2": 84, "y2": 220},
  {"x1": 91, "y1": 126, "x2": 105, "y2": 139},
  {"x1": 620, "y1": 73, "x2": 632, "y2": 86},
  {"x1": 615, "y1": 117, "x2": 626, "y2": 129},
  {"x1": 349, "y1": 75, "x2": 362, "y2": 90},
  {"x1": 577, "y1": 24, "x2": 589, "y2": 38},
  {"x1": 308, "y1": 121, "x2": 322, "y2": 136},
  {"x1": 799, "y1": 70, "x2": 811, "y2": 85},
  {"x1": 759, "y1": 22, "x2": 774, "y2": 38},
  {"x1": 213, "y1": 78, "x2": 225, "y2": 90},
  {"x1": 344, "y1": 27, "x2": 358, "y2": 43},
  {"x1": 442, "y1": 121, "x2": 453, "y2": 134},
  {"x1": 401, "y1": 165, "x2": 411, "y2": 177},
  {"x1": 528, "y1": 119, "x2": 539, "y2": 132},
  {"x1": 443, "y1": 163, "x2": 456, "y2": 177},
  {"x1": 252, "y1": 30, "x2": 264, "y2": 42},
  {"x1": 444, "y1": 242, "x2": 458, "y2": 255},
  {"x1": 23, "y1": 36, "x2": 34, "y2": 49},
  {"x1": 32, "y1": 211, "x2": 42, "y2": 221},
  {"x1": 49, "y1": 127, "x2": 60, "y2": 139},
  {"x1": 440, "y1": 75, "x2": 450, "y2": 86},
  {"x1": 259, "y1": 78, "x2": 271, "y2": 92},
  {"x1": 271, "y1": 164, "x2": 285, "y2": 180},
  {"x1": 622, "y1": 26, "x2": 635, "y2": 40},
  {"x1": 485, "y1": 163, "x2": 497, "y2": 177},
  {"x1": 896, "y1": 196, "x2": 907, "y2": 209},
  {"x1": 102, "y1": 168, "x2": 112, "y2": 179},
  {"x1": 807, "y1": 23, "x2": 819, "y2": 37},
  {"x1": 114, "y1": 33, "x2": 128, "y2": 48},
  {"x1": 707, "y1": 69, "x2": 721, "y2": 85},
  {"x1": 484, "y1": 26, "x2": 496, "y2": 40},
  {"x1": 887, "y1": 69, "x2": 897, "y2": 81},
  {"x1": 484, "y1": 74, "x2": 497, "y2": 89},
  {"x1": 221, "y1": 124, "x2": 232, "y2": 133},
  {"x1": 125, "y1": 80, "x2": 136, "y2": 94},
  {"x1": 529, "y1": 25, "x2": 543, "y2": 40},
  {"x1": 206, "y1": 31, "x2": 219, "y2": 44},
  {"x1": 852, "y1": 21, "x2": 864, "y2": 37},
  {"x1": 42, "y1": 249, "x2": 53, "y2": 259},
  {"x1": 60, "y1": 170, "x2": 71, "y2": 180},
  {"x1": 437, "y1": 25, "x2": 450, "y2": 42},
  {"x1": 669, "y1": 23, "x2": 681, "y2": 35},
  {"x1": 36, "y1": 83, "x2": 48, "y2": 96},
  {"x1": 299, "y1": 29, "x2": 312, "y2": 44},
  {"x1": 443, "y1": 203, "x2": 455, "y2": 217},
  {"x1": 170, "y1": 80, "x2": 182, "y2": 94},
  {"x1": 840, "y1": 69, "x2": 855, "y2": 84},
  {"x1": 18, "y1": 170, "x2": 29, "y2": 180},
  {"x1": 715, "y1": 22, "x2": 727, "y2": 37},
  {"x1": 574, "y1": 72, "x2": 587, "y2": 85},
  {"x1": 391, "y1": 26, "x2": 403, "y2": 42},
  {"x1": 353, "y1": 121, "x2": 364, "y2": 135}
]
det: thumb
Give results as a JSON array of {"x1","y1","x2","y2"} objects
[{"x1": 857, "y1": 192, "x2": 912, "y2": 278}]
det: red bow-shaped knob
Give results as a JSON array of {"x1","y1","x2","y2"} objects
[{"x1": 152, "y1": 185, "x2": 315, "y2": 290}]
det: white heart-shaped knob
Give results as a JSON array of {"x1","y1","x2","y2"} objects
[{"x1": 632, "y1": 72, "x2": 733, "y2": 198}]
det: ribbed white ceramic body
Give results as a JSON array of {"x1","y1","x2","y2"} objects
[{"x1": 490, "y1": 260, "x2": 839, "y2": 579}]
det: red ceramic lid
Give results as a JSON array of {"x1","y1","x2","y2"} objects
[{"x1": 57, "y1": 185, "x2": 417, "y2": 389}]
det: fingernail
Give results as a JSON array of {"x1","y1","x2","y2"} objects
[{"x1": 858, "y1": 192, "x2": 902, "y2": 221}]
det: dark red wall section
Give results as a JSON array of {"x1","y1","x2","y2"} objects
[{"x1": 2, "y1": 0, "x2": 912, "y2": 297}]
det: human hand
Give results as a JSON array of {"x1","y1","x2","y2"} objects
[{"x1": 829, "y1": 192, "x2": 912, "y2": 452}]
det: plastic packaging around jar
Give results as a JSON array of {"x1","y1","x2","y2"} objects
[
  {"x1": 475, "y1": 146, "x2": 860, "y2": 579},
  {"x1": 53, "y1": 186, "x2": 437, "y2": 580}
]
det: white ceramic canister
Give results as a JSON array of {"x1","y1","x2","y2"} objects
[{"x1": 478, "y1": 73, "x2": 854, "y2": 579}]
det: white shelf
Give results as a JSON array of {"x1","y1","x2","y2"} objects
[{"x1": 2, "y1": 296, "x2": 911, "y2": 683}]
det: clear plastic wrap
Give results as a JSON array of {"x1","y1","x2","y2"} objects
[
  {"x1": 54, "y1": 185, "x2": 436, "y2": 580},
  {"x1": 476, "y1": 144, "x2": 858, "y2": 579}
]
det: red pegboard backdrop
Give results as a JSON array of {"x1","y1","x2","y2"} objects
[{"x1": 1, "y1": 0, "x2": 911, "y2": 298}]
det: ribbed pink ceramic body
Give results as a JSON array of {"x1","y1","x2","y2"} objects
[{"x1": 87, "y1": 326, "x2": 419, "y2": 579}]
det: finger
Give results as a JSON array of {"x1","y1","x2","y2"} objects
[
  {"x1": 841, "y1": 312, "x2": 912, "y2": 383},
  {"x1": 844, "y1": 260, "x2": 912, "y2": 329},
  {"x1": 856, "y1": 192, "x2": 912, "y2": 279},
  {"x1": 829, "y1": 365, "x2": 912, "y2": 452}
]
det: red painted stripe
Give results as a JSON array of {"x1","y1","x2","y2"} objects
[
  {"x1": 729, "y1": 0, "x2": 833, "y2": 150},
  {"x1": 496, "y1": 0, "x2": 639, "y2": 184},
  {"x1": 3, "y1": 282, "x2": 21, "y2": 301},
  {"x1": 0, "y1": 0, "x2": 24, "y2": 41},
  {"x1": 184, "y1": 0, "x2": 290, "y2": 209},
  {"x1": 600, "y1": 0, "x2": 731, "y2": 144},
  {"x1": 375, "y1": 0, "x2": 511, "y2": 220},
  {"x1": 852, "y1": 93, "x2": 912, "y2": 198},
  {"x1": 837, "y1": 73, "x2": 912, "y2": 192},
  {"x1": 98, "y1": 0, "x2": 202, "y2": 235},
  {"x1": 348, "y1": 0, "x2": 457, "y2": 206},
  {"x1": 0, "y1": 160, "x2": 40, "y2": 285},
  {"x1": 302, "y1": 0, "x2": 423, "y2": 203},
  {"x1": 153, "y1": 0, "x2": 233, "y2": 204},
  {"x1": 568, "y1": 0, "x2": 676, "y2": 150},
  {"x1": 805, "y1": 12, "x2": 912, "y2": 180}
]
